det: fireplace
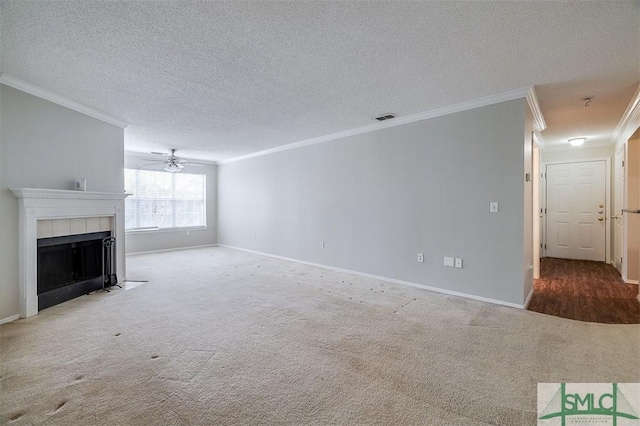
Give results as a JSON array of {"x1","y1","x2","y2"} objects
[
  {"x1": 11, "y1": 188, "x2": 129, "y2": 318},
  {"x1": 37, "y1": 231, "x2": 111, "y2": 310}
]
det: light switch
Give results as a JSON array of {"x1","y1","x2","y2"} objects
[
  {"x1": 444, "y1": 257, "x2": 454, "y2": 267},
  {"x1": 490, "y1": 202, "x2": 499, "y2": 213}
]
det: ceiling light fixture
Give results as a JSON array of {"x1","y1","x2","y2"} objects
[{"x1": 568, "y1": 137, "x2": 586, "y2": 147}]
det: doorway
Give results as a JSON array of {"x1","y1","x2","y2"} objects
[
  {"x1": 545, "y1": 160, "x2": 608, "y2": 262},
  {"x1": 530, "y1": 157, "x2": 637, "y2": 323},
  {"x1": 614, "y1": 145, "x2": 625, "y2": 273}
]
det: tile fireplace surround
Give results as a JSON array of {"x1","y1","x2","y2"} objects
[{"x1": 10, "y1": 188, "x2": 129, "y2": 318}]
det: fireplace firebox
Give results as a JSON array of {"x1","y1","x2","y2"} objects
[{"x1": 37, "y1": 231, "x2": 111, "y2": 310}]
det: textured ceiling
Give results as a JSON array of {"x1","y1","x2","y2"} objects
[{"x1": 1, "y1": 1, "x2": 639, "y2": 161}]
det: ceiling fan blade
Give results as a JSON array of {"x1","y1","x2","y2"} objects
[
  {"x1": 178, "y1": 160, "x2": 207, "y2": 167},
  {"x1": 143, "y1": 162, "x2": 167, "y2": 166},
  {"x1": 151, "y1": 151, "x2": 170, "y2": 156}
]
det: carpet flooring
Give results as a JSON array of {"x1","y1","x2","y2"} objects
[{"x1": 1, "y1": 246, "x2": 639, "y2": 425}]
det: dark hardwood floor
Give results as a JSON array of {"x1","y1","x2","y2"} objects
[{"x1": 527, "y1": 257, "x2": 640, "y2": 324}]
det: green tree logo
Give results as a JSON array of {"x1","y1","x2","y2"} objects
[{"x1": 539, "y1": 383, "x2": 639, "y2": 425}]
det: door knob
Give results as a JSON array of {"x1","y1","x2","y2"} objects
[{"x1": 598, "y1": 217, "x2": 604, "y2": 221}]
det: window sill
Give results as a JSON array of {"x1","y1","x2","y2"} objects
[{"x1": 126, "y1": 226, "x2": 208, "y2": 235}]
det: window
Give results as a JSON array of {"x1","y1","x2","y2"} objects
[{"x1": 125, "y1": 169, "x2": 206, "y2": 231}]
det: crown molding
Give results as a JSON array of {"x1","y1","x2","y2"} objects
[
  {"x1": 0, "y1": 73, "x2": 128, "y2": 129},
  {"x1": 219, "y1": 86, "x2": 537, "y2": 164},
  {"x1": 612, "y1": 83, "x2": 640, "y2": 144},
  {"x1": 533, "y1": 132, "x2": 545, "y2": 149},
  {"x1": 525, "y1": 87, "x2": 546, "y2": 132}
]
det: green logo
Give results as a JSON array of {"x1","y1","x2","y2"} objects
[{"x1": 538, "y1": 383, "x2": 639, "y2": 425}]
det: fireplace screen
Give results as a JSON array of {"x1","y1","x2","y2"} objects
[{"x1": 37, "y1": 231, "x2": 111, "y2": 310}]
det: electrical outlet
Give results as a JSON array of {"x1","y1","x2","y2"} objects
[
  {"x1": 489, "y1": 202, "x2": 499, "y2": 213},
  {"x1": 444, "y1": 257, "x2": 454, "y2": 267},
  {"x1": 455, "y1": 258, "x2": 463, "y2": 269},
  {"x1": 417, "y1": 253, "x2": 424, "y2": 263}
]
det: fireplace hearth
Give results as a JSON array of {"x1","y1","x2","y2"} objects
[{"x1": 37, "y1": 231, "x2": 111, "y2": 310}]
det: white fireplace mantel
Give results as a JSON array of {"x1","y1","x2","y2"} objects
[
  {"x1": 11, "y1": 188, "x2": 130, "y2": 201},
  {"x1": 11, "y1": 188, "x2": 130, "y2": 318}
]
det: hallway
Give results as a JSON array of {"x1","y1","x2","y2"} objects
[{"x1": 528, "y1": 257, "x2": 640, "y2": 324}]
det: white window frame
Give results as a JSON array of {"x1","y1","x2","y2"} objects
[{"x1": 124, "y1": 168, "x2": 207, "y2": 233}]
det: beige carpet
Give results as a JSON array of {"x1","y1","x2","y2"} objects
[{"x1": 1, "y1": 246, "x2": 638, "y2": 425}]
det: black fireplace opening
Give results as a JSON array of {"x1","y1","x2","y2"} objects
[{"x1": 37, "y1": 231, "x2": 111, "y2": 310}]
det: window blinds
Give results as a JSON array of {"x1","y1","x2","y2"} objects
[{"x1": 125, "y1": 169, "x2": 206, "y2": 231}]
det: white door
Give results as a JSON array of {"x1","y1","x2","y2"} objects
[
  {"x1": 546, "y1": 161, "x2": 606, "y2": 261},
  {"x1": 614, "y1": 146, "x2": 625, "y2": 272}
]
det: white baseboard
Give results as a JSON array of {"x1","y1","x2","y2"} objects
[
  {"x1": 622, "y1": 275, "x2": 639, "y2": 285},
  {"x1": 0, "y1": 314, "x2": 20, "y2": 325},
  {"x1": 217, "y1": 244, "x2": 527, "y2": 309},
  {"x1": 523, "y1": 288, "x2": 534, "y2": 309},
  {"x1": 126, "y1": 243, "x2": 217, "y2": 256}
]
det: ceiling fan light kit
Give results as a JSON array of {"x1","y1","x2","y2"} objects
[{"x1": 165, "y1": 162, "x2": 184, "y2": 173}]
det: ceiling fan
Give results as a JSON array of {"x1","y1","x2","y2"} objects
[{"x1": 145, "y1": 149, "x2": 204, "y2": 173}]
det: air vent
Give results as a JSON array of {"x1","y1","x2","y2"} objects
[{"x1": 374, "y1": 113, "x2": 397, "y2": 122}]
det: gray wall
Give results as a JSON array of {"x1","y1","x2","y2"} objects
[
  {"x1": 218, "y1": 99, "x2": 529, "y2": 305},
  {"x1": 124, "y1": 154, "x2": 217, "y2": 254},
  {"x1": 0, "y1": 85, "x2": 124, "y2": 321}
]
